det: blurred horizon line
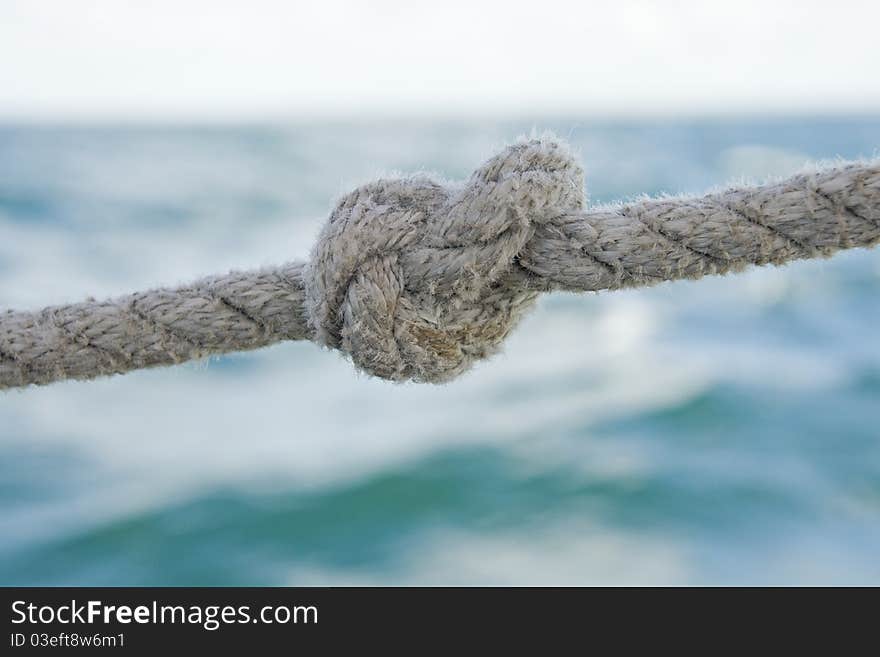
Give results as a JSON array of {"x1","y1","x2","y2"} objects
[{"x1": 2, "y1": 107, "x2": 880, "y2": 127}]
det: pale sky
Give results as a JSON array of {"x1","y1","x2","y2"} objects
[{"x1": 1, "y1": 0, "x2": 879, "y2": 120}]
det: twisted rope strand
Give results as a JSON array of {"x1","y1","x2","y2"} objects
[
  {"x1": 1, "y1": 263, "x2": 309, "y2": 388},
  {"x1": 1, "y1": 139, "x2": 878, "y2": 390}
]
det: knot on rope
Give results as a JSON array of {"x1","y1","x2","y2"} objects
[{"x1": 304, "y1": 138, "x2": 585, "y2": 382}]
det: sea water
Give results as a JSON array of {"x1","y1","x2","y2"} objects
[{"x1": 1, "y1": 118, "x2": 879, "y2": 584}]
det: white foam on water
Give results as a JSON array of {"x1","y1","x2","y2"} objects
[{"x1": 283, "y1": 522, "x2": 693, "y2": 586}]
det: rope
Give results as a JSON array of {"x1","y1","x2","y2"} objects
[{"x1": 2, "y1": 137, "x2": 878, "y2": 389}]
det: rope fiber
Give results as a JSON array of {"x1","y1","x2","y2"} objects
[{"x1": 2, "y1": 136, "x2": 878, "y2": 389}]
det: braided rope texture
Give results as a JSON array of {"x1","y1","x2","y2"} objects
[{"x1": 2, "y1": 136, "x2": 879, "y2": 389}]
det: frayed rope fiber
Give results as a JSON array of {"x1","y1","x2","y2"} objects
[{"x1": 2, "y1": 136, "x2": 879, "y2": 389}]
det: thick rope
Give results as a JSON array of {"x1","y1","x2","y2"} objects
[{"x1": 1, "y1": 137, "x2": 878, "y2": 389}]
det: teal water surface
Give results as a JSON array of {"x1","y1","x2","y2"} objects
[{"x1": 1, "y1": 118, "x2": 879, "y2": 584}]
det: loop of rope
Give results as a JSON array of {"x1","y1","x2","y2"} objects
[
  {"x1": 1, "y1": 136, "x2": 878, "y2": 389},
  {"x1": 304, "y1": 139, "x2": 584, "y2": 382}
]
